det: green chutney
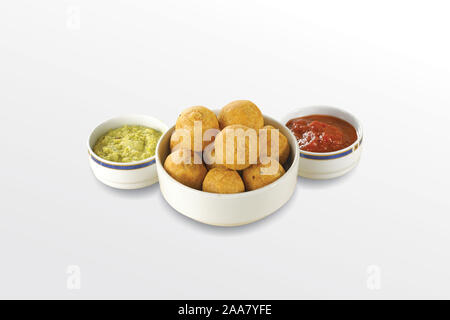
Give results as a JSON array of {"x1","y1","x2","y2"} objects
[{"x1": 94, "y1": 125, "x2": 162, "y2": 163}]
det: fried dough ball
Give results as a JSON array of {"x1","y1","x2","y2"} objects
[
  {"x1": 175, "y1": 106, "x2": 220, "y2": 152},
  {"x1": 202, "y1": 168, "x2": 245, "y2": 194},
  {"x1": 259, "y1": 125, "x2": 290, "y2": 165},
  {"x1": 218, "y1": 100, "x2": 264, "y2": 130},
  {"x1": 163, "y1": 149, "x2": 207, "y2": 190},
  {"x1": 242, "y1": 159, "x2": 285, "y2": 191},
  {"x1": 214, "y1": 124, "x2": 259, "y2": 171},
  {"x1": 202, "y1": 144, "x2": 227, "y2": 170},
  {"x1": 169, "y1": 130, "x2": 190, "y2": 152}
]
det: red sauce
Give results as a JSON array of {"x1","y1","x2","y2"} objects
[{"x1": 286, "y1": 115, "x2": 357, "y2": 153}]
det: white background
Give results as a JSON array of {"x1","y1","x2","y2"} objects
[{"x1": 1, "y1": 0, "x2": 449, "y2": 299}]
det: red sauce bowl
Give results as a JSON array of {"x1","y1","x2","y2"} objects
[{"x1": 282, "y1": 106, "x2": 363, "y2": 179}]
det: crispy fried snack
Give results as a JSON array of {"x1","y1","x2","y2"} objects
[
  {"x1": 202, "y1": 168, "x2": 245, "y2": 194},
  {"x1": 214, "y1": 124, "x2": 259, "y2": 171},
  {"x1": 174, "y1": 106, "x2": 219, "y2": 152},
  {"x1": 242, "y1": 159, "x2": 285, "y2": 191},
  {"x1": 202, "y1": 144, "x2": 227, "y2": 170},
  {"x1": 259, "y1": 125, "x2": 290, "y2": 165},
  {"x1": 164, "y1": 149, "x2": 207, "y2": 190},
  {"x1": 218, "y1": 100, "x2": 264, "y2": 130}
]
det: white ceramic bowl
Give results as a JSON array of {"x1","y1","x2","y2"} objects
[
  {"x1": 156, "y1": 114, "x2": 300, "y2": 227},
  {"x1": 87, "y1": 114, "x2": 168, "y2": 189},
  {"x1": 282, "y1": 106, "x2": 363, "y2": 180}
]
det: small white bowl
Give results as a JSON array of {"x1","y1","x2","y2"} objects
[
  {"x1": 156, "y1": 113, "x2": 300, "y2": 227},
  {"x1": 282, "y1": 106, "x2": 363, "y2": 180},
  {"x1": 87, "y1": 114, "x2": 168, "y2": 189}
]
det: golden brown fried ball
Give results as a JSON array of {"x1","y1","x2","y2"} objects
[
  {"x1": 163, "y1": 149, "x2": 207, "y2": 190},
  {"x1": 214, "y1": 124, "x2": 259, "y2": 171},
  {"x1": 202, "y1": 168, "x2": 245, "y2": 194},
  {"x1": 242, "y1": 159, "x2": 285, "y2": 191},
  {"x1": 202, "y1": 144, "x2": 227, "y2": 170},
  {"x1": 169, "y1": 130, "x2": 191, "y2": 152},
  {"x1": 175, "y1": 106, "x2": 220, "y2": 152},
  {"x1": 218, "y1": 100, "x2": 264, "y2": 130},
  {"x1": 259, "y1": 125, "x2": 290, "y2": 165}
]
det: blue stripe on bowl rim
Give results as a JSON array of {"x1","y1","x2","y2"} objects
[
  {"x1": 299, "y1": 135, "x2": 363, "y2": 160},
  {"x1": 299, "y1": 148, "x2": 353, "y2": 160},
  {"x1": 90, "y1": 153, "x2": 155, "y2": 170}
]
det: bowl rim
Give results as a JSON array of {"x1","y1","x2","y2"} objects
[
  {"x1": 87, "y1": 114, "x2": 168, "y2": 166},
  {"x1": 282, "y1": 105, "x2": 364, "y2": 156},
  {"x1": 155, "y1": 114, "x2": 300, "y2": 199}
]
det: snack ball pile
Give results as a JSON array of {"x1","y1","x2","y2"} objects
[{"x1": 164, "y1": 100, "x2": 290, "y2": 193}]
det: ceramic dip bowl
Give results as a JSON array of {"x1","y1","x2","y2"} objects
[
  {"x1": 88, "y1": 114, "x2": 168, "y2": 189},
  {"x1": 283, "y1": 105, "x2": 363, "y2": 179}
]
